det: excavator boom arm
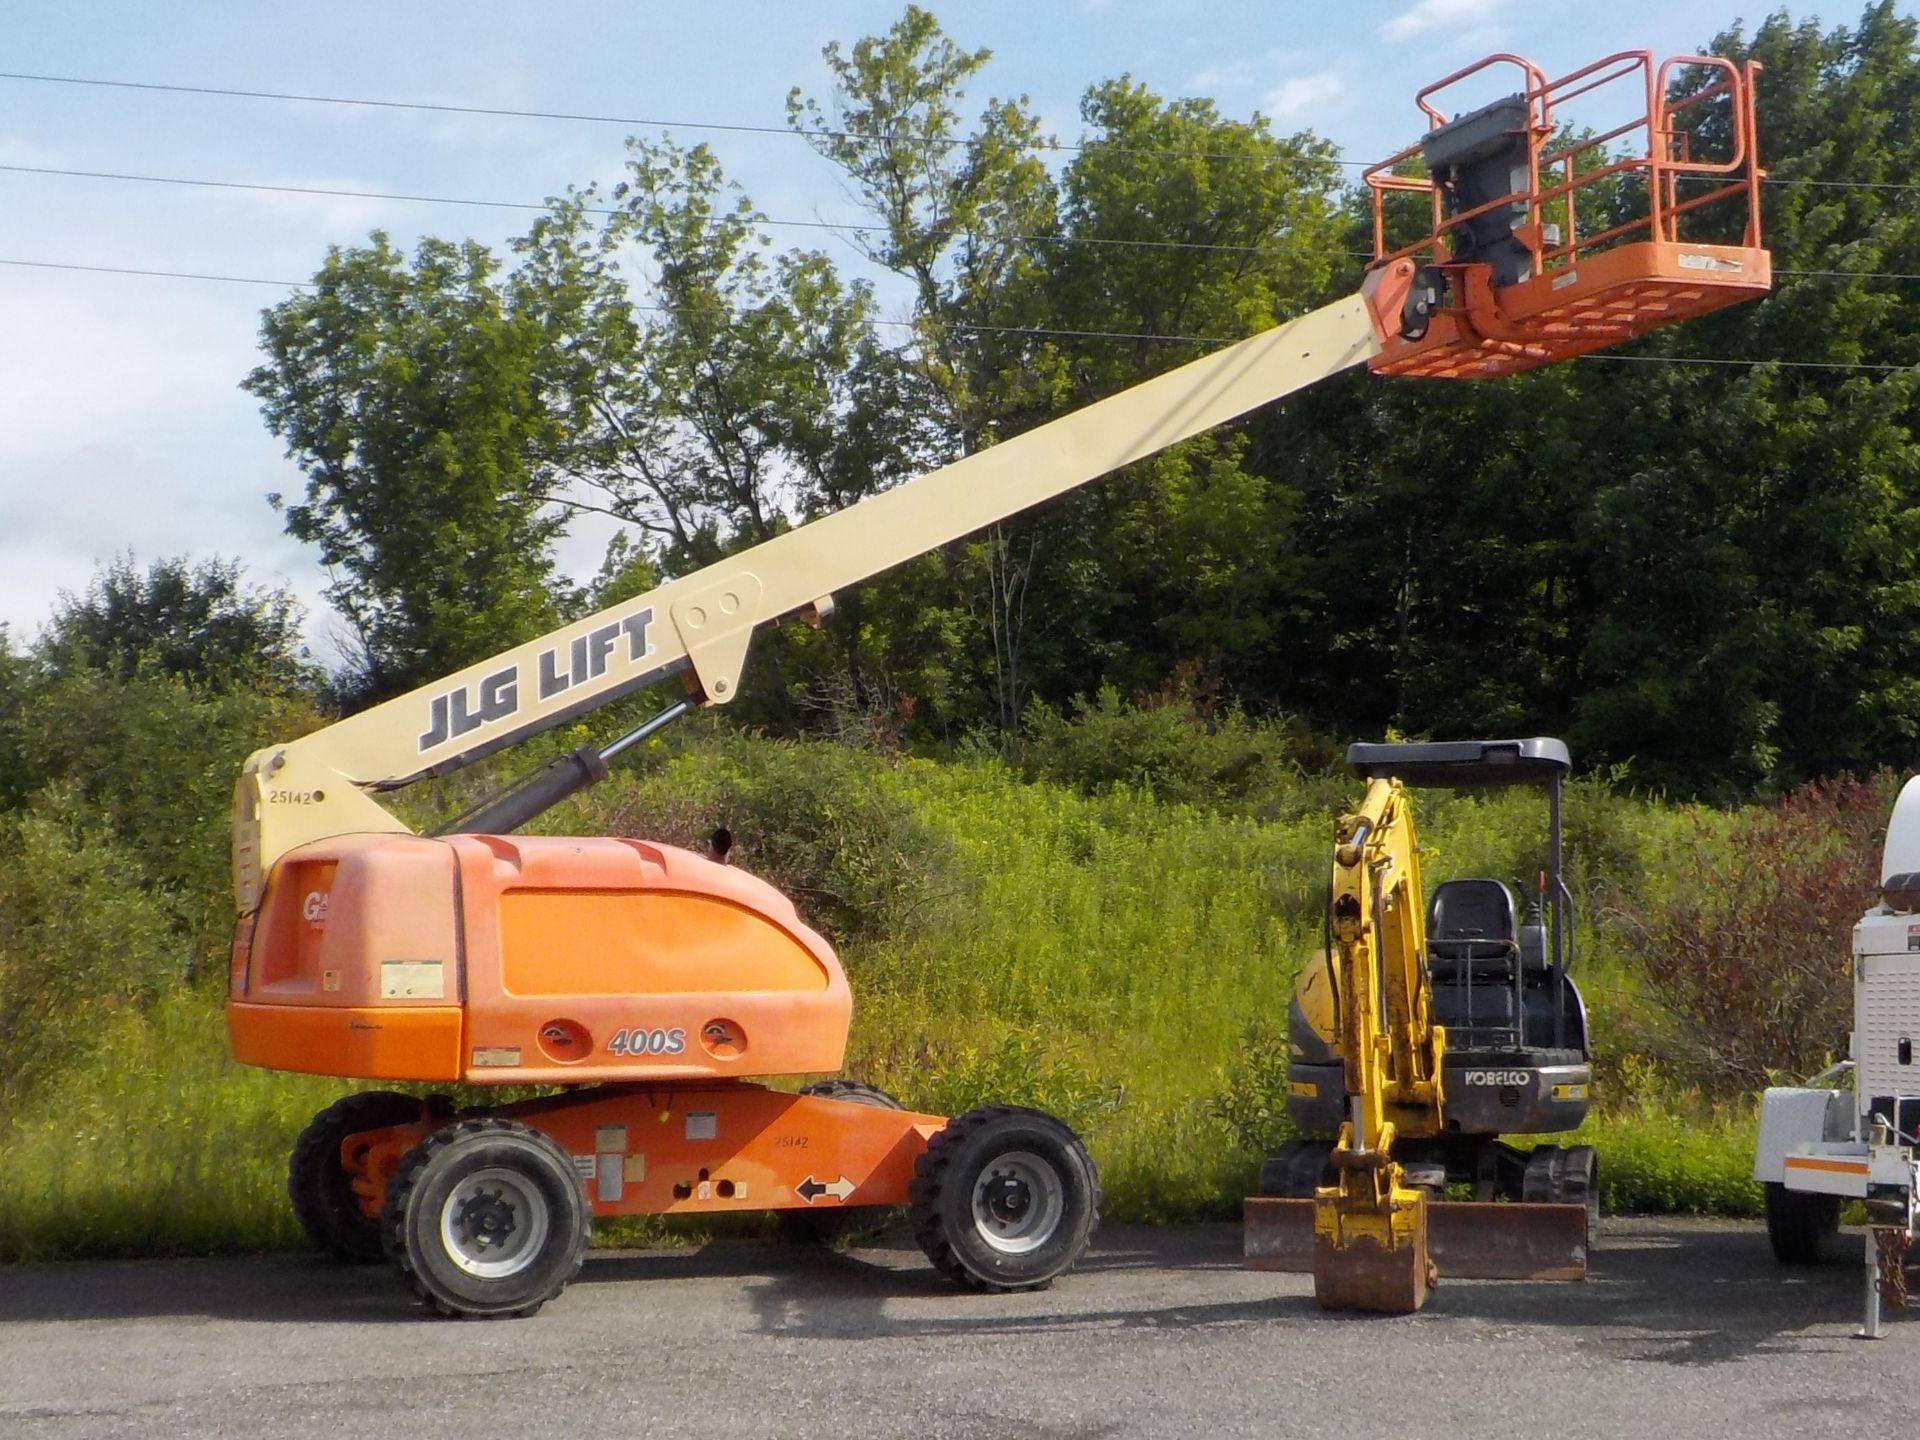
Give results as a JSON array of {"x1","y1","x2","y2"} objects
[{"x1": 1329, "y1": 778, "x2": 1442, "y2": 1146}]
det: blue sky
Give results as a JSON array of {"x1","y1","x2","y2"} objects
[{"x1": 1, "y1": 1, "x2": 1901, "y2": 656}]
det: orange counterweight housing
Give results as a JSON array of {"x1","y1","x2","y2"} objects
[{"x1": 228, "y1": 832, "x2": 853, "y2": 1085}]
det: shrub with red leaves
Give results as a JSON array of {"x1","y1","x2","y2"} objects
[{"x1": 1616, "y1": 772, "x2": 1899, "y2": 1095}]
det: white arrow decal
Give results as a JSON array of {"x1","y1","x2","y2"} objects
[{"x1": 796, "y1": 1174, "x2": 857, "y2": 1203}]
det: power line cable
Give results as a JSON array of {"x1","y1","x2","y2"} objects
[
  {"x1": 0, "y1": 68, "x2": 1366, "y2": 167},
  {"x1": 5, "y1": 255, "x2": 1916, "y2": 369},
  {"x1": 0, "y1": 255, "x2": 1235, "y2": 340},
  {"x1": 9, "y1": 67, "x2": 1919, "y2": 196},
  {"x1": 16, "y1": 160, "x2": 1920, "y2": 273},
  {"x1": 0, "y1": 255, "x2": 309, "y2": 288},
  {"x1": 1582, "y1": 353, "x2": 1917, "y2": 372},
  {"x1": 0, "y1": 161, "x2": 1360, "y2": 259}
]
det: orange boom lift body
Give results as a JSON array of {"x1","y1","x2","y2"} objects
[{"x1": 229, "y1": 46, "x2": 1768, "y2": 1319}]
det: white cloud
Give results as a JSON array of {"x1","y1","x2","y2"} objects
[
  {"x1": 1263, "y1": 71, "x2": 1344, "y2": 120},
  {"x1": 0, "y1": 134, "x2": 64, "y2": 166},
  {"x1": 0, "y1": 259, "x2": 317, "y2": 639},
  {"x1": 1189, "y1": 48, "x2": 1310, "y2": 96},
  {"x1": 1190, "y1": 59, "x2": 1257, "y2": 92},
  {"x1": 1381, "y1": 0, "x2": 1507, "y2": 42}
]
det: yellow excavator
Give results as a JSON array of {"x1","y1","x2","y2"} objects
[{"x1": 1245, "y1": 740, "x2": 1595, "y2": 1311}]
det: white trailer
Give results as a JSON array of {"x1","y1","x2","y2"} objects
[{"x1": 1755, "y1": 776, "x2": 1920, "y2": 1335}]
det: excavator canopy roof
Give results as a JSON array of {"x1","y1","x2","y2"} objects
[{"x1": 1345, "y1": 737, "x2": 1570, "y2": 787}]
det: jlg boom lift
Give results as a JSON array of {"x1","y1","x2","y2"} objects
[{"x1": 229, "y1": 46, "x2": 1768, "y2": 1318}]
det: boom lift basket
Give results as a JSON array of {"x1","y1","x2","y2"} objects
[{"x1": 1366, "y1": 50, "x2": 1769, "y2": 380}]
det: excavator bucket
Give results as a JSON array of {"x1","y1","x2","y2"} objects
[
  {"x1": 1246, "y1": 1198, "x2": 1589, "y2": 1284},
  {"x1": 1311, "y1": 1191, "x2": 1436, "y2": 1314}
]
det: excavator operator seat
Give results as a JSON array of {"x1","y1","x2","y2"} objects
[
  {"x1": 1427, "y1": 879, "x2": 1521, "y2": 975},
  {"x1": 1428, "y1": 878, "x2": 1535, "y2": 1053}
]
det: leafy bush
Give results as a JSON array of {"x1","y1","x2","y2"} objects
[
  {"x1": 1206, "y1": 1020, "x2": 1297, "y2": 1157},
  {"x1": 1578, "y1": 1058, "x2": 1762, "y2": 1216},
  {"x1": 914, "y1": 1025, "x2": 1124, "y2": 1138},
  {"x1": 5, "y1": 668, "x2": 320, "y2": 968},
  {"x1": 594, "y1": 735, "x2": 961, "y2": 944},
  {"x1": 1016, "y1": 683, "x2": 1333, "y2": 813},
  {"x1": 0, "y1": 990, "x2": 346, "y2": 1260},
  {"x1": 0, "y1": 788, "x2": 185, "y2": 1105},
  {"x1": 1610, "y1": 771, "x2": 1895, "y2": 1093}
]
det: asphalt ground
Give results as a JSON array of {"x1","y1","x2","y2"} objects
[{"x1": 1, "y1": 1218, "x2": 1912, "y2": 1440}]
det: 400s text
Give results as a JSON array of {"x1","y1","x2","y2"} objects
[{"x1": 607, "y1": 1027, "x2": 687, "y2": 1057}]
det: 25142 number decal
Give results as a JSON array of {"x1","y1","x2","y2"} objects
[{"x1": 607, "y1": 1026, "x2": 686, "y2": 1057}]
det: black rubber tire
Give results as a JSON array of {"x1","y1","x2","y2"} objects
[
  {"x1": 909, "y1": 1105, "x2": 1100, "y2": 1293},
  {"x1": 288, "y1": 1090, "x2": 426, "y2": 1263},
  {"x1": 778, "y1": 1081, "x2": 906, "y2": 1244},
  {"x1": 1764, "y1": 1180, "x2": 1842, "y2": 1265},
  {"x1": 381, "y1": 1117, "x2": 590, "y2": 1319},
  {"x1": 1258, "y1": 1140, "x2": 1334, "y2": 1198}
]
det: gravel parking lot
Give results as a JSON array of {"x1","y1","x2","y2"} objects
[{"x1": 2, "y1": 1218, "x2": 1912, "y2": 1440}]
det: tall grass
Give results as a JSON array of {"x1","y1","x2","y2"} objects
[{"x1": 0, "y1": 991, "x2": 348, "y2": 1260}]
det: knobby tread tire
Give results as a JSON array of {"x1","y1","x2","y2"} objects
[
  {"x1": 1764, "y1": 1180, "x2": 1842, "y2": 1265},
  {"x1": 287, "y1": 1090, "x2": 424, "y2": 1263},
  {"x1": 380, "y1": 1116, "x2": 589, "y2": 1320},
  {"x1": 908, "y1": 1104, "x2": 1101, "y2": 1294}
]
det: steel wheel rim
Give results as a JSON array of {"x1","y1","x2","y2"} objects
[
  {"x1": 970, "y1": 1150, "x2": 1065, "y2": 1256},
  {"x1": 439, "y1": 1165, "x2": 551, "y2": 1279}
]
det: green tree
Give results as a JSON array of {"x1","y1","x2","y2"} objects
[
  {"x1": 788, "y1": 10, "x2": 1351, "y2": 733},
  {"x1": 789, "y1": 6, "x2": 1062, "y2": 732},
  {"x1": 1559, "y1": 2, "x2": 1920, "y2": 793},
  {"x1": 243, "y1": 233, "x2": 572, "y2": 701},
  {"x1": 517, "y1": 138, "x2": 925, "y2": 573},
  {"x1": 512, "y1": 137, "x2": 932, "y2": 730},
  {"x1": 1005, "y1": 78, "x2": 1350, "y2": 707},
  {"x1": 0, "y1": 627, "x2": 28, "y2": 810},
  {"x1": 1249, "y1": 3, "x2": 1920, "y2": 798},
  {"x1": 38, "y1": 554, "x2": 316, "y2": 694},
  {"x1": 788, "y1": 4, "x2": 1057, "y2": 447}
]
